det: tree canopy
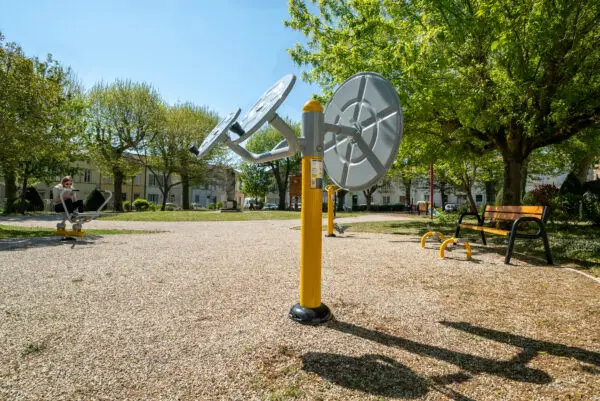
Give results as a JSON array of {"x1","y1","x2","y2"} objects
[{"x1": 286, "y1": 0, "x2": 600, "y2": 205}]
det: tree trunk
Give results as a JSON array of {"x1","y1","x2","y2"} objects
[
  {"x1": 19, "y1": 174, "x2": 29, "y2": 215},
  {"x1": 336, "y1": 190, "x2": 348, "y2": 211},
  {"x1": 501, "y1": 155, "x2": 525, "y2": 205},
  {"x1": 113, "y1": 170, "x2": 124, "y2": 212},
  {"x1": 3, "y1": 172, "x2": 18, "y2": 214},
  {"x1": 182, "y1": 174, "x2": 190, "y2": 210}
]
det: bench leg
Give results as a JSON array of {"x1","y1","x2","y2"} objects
[
  {"x1": 480, "y1": 230, "x2": 487, "y2": 246},
  {"x1": 454, "y1": 225, "x2": 461, "y2": 238},
  {"x1": 505, "y1": 234, "x2": 516, "y2": 264},
  {"x1": 539, "y1": 228, "x2": 553, "y2": 265}
]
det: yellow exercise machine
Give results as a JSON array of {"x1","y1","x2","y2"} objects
[{"x1": 420, "y1": 231, "x2": 472, "y2": 260}]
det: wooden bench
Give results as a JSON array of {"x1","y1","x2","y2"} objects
[{"x1": 454, "y1": 205, "x2": 553, "y2": 264}]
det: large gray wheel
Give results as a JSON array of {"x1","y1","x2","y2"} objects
[{"x1": 323, "y1": 72, "x2": 403, "y2": 191}]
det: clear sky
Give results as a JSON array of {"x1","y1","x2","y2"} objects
[{"x1": 0, "y1": 0, "x2": 321, "y2": 124}]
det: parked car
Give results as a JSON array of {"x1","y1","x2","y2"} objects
[
  {"x1": 263, "y1": 203, "x2": 278, "y2": 210},
  {"x1": 444, "y1": 203, "x2": 458, "y2": 212}
]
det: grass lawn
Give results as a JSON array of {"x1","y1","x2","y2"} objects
[
  {"x1": 99, "y1": 210, "x2": 365, "y2": 221},
  {"x1": 0, "y1": 224, "x2": 160, "y2": 239},
  {"x1": 340, "y1": 217, "x2": 600, "y2": 277}
]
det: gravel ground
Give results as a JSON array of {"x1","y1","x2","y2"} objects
[{"x1": 0, "y1": 215, "x2": 599, "y2": 400}]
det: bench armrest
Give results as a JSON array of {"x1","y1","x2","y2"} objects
[
  {"x1": 512, "y1": 216, "x2": 545, "y2": 236},
  {"x1": 457, "y1": 212, "x2": 482, "y2": 225}
]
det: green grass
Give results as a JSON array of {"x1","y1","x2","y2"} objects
[
  {"x1": 100, "y1": 210, "x2": 365, "y2": 222},
  {"x1": 0, "y1": 225, "x2": 160, "y2": 239},
  {"x1": 342, "y1": 217, "x2": 600, "y2": 277}
]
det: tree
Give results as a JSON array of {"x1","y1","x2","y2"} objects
[
  {"x1": 244, "y1": 121, "x2": 301, "y2": 210},
  {"x1": 85, "y1": 80, "x2": 163, "y2": 211},
  {"x1": 0, "y1": 33, "x2": 84, "y2": 214},
  {"x1": 286, "y1": 0, "x2": 600, "y2": 205},
  {"x1": 239, "y1": 162, "x2": 272, "y2": 202},
  {"x1": 140, "y1": 103, "x2": 220, "y2": 211}
]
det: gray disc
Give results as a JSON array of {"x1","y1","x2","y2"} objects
[
  {"x1": 192, "y1": 109, "x2": 240, "y2": 158},
  {"x1": 323, "y1": 72, "x2": 403, "y2": 191},
  {"x1": 233, "y1": 74, "x2": 296, "y2": 143}
]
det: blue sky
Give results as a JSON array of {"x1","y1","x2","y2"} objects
[{"x1": 0, "y1": 0, "x2": 320, "y2": 124}]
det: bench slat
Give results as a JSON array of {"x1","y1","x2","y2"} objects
[
  {"x1": 459, "y1": 224, "x2": 510, "y2": 236},
  {"x1": 484, "y1": 205, "x2": 544, "y2": 221}
]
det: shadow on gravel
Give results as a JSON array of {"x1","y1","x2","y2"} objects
[
  {"x1": 0, "y1": 235, "x2": 102, "y2": 251},
  {"x1": 323, "y1": 320, "x2": 553, "y2": 389}
]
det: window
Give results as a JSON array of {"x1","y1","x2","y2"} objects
[
  {"x1": 104, "y1": 176, "x2": 111, "y2": 184},
  {"x1": 169, "y1": 194, "x2": 175, "y2": 203},
  {"x1": 148, "y1": 194, "x2": 158, "y2": 203},
  {"x1": 122, "y1": 193, "x2": 127, "y2": 201},
  {"x1": 134, "y1": 174, "x2": 141, "y2": 185},
  {"x1": 133, "y1": 193, "x2": 140, "y2": 200},
  {"x1": 424, "y1": 194, "x2": 430, "y2": 201},
  {"x1": 382, "y1": 195, "x2": 390, "y2": 205},
  {"x1": 476, "y1": 194, "x2": 483, "y2": 203},
  {"x1": 84, "y1": 169, "x2": 92, "y2": 183}
]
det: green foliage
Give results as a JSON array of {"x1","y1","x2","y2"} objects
[
  {"x1": 286, "y1": 0, "x2": 600, "y2": 205},
  {"x1": 207, "y1": 202, "x2": 215, "y2": 210},
  {"x1": 216, "y1": 201, "x2": 223, "y2": 209},
  {"x1": 582, "y1": 192, "x2": 600, "y2": 225},
  {"x1": 85, "y1": 189, "x2": 106, "y2": 212},
  {"x1": 239, "y1": 163, "x2": 272, "y2": 199},
  {"x1": 122, "y1": 201, "x2": 132, "y2": 212},
  {"x1": 133, "y1": 198, "x2": 150, "y2": 212}
]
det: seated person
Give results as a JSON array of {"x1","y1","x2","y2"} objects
[{"x1": 52, "y1": 176, "x2": 84, "y2": 214}]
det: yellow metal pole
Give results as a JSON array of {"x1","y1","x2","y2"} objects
[
  {"x1": 325, "y1": 185, "x2": 336, "y2": 237},
  {"x1": 289, "y1": 99, "x2": 332, "y2": 324},
  {"x1": 299, "y1": 155, "x2": 323, "y2": 308}
]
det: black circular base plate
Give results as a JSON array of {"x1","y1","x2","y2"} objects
[
  {"x1": 325, "y1": 233, "x2": 337, "y2": 237},
  {"x1": 289, "y1": 303, "x2": 332, "y2": 325}
]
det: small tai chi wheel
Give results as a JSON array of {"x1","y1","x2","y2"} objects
[{"x1": 439, "y1": 238, "x2": 472, "y2": 260}]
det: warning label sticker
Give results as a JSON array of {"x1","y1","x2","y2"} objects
[{"x1": 310, "y1": 159, "x2": 323, "y2": 189}]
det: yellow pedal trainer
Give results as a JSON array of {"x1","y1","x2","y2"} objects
[
  {"x1": 56, "y1": 229, "x2": 85, "y2": 238},
  {"x1": 440, "y1": 238, "x2": 472, "y2": 260},
  {"x1": 420, "y1": 231, "x2": 449, "y2": 248}
]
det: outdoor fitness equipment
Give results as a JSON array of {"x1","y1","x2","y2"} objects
[
  {"x1": 324, "y1": 184, "x2": 349, "y2": 237},
  {"x1": 420, "y1": 231, "x2": 472, "y2": 260},
  {"x1": 190, "y1": 72, "x2": 403, "y2": 324},
  {"x1": 56, "y1": 188, "x2": 112, "y2": 239}
]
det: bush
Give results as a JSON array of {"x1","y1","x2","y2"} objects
[
  {"x1": 149, "y1": 203, "x2": 156, "y2": 211},
  {"x1": 529, "y1": 184, "x2": 559, "y2": 206},
  {"x1": 208, "y1": 202, "x2": 215, "y2": 210},
  {"x1": 133, "y1": 198, "x2": 151, "y2": 212},
  {"x1": 25, "y1": 187, "x2": 45, "y2": 211},
  {"x1": 85, "y1": 189, "x2": 106, "y2": 212},
  {"x1": 12, "y1": 198, "x2": 30, "y2": 212},
  {"x1": 122, "y1": 201, "x2": 132, "y2": 212},
  {"x1": 216, "y1": 201, "x2": 223, "y2": 210},
  {"x1": 582, "y1": 191, "x2": 600, "y2": 225}
]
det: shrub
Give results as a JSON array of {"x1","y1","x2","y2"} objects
[
  {"x1": 208, "y1": 202, "x2": 215, "y2": 210},
  {"x1": 148, "y1": 203, "x2": 156, "y2": 211},
  {"x1": 530, "y1": 184, "x2": 559, "y2": 206},
  {"x1": 85, "y1": 189, "x2": 106, "y2": 211},
  {"x1": 216, "y1": 201, "x2": 223, "y2": 209},
  {"x1": 12, "y1": 198, "x2": 30, "y2": 212},
  {"x1": 133, "y1": 198, "x2": 151, "y2": 212},
  {"x1": 25, "y1": 187, "x2": 45, "y2": 211},
  {"x1": 582, "y1": 191, "x2": 600, "y2": 225},
  {"x1": 122, "y1": 201, "x2": 132, "y2": 212}
]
